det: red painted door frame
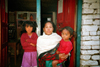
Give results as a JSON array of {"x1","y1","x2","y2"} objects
[
  {"x1": 57, "y1": 0, "x2": 76, "y2": 67},
  {"x1": 0, "y1": 0, "x2": 8, "y2": 67}
]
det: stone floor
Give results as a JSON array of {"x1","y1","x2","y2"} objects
[
  {"x1": 7, "y1": 45, "x2": 24, "y2": 67},
  {"x1": 8, "y1": 53, "x2": 23, "y2": 67}
]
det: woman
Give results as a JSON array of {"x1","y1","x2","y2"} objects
[{"x1": 37, "y1": 21, "x2": 69, "y2": 67}]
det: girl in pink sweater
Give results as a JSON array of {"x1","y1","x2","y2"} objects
[{"x1": 21, "y1": 21, "x2": 38, "y2": 67}]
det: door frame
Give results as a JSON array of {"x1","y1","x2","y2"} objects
[
  {"x1": 36, "y1": 0, "x2": 41, "y2": 36},
  {"x1": 0, "y1": 0, "x2": 1, "y2": 66},
  {"x1": 76, "y1": 0, "x2": 82, "y2": 67}
]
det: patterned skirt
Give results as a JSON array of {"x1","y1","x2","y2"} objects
[{"x1": 38, "y1": 44, "x2": 60, "y2": 67}]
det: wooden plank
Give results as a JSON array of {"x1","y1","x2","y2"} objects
[
  {"x1": 36, "y1": 0, "x2": 41, "y2": 36},
  {"x1": 0, "y1": 0, "x2": 1, "y2": 66},
  {"x1": 0, "y1": 0, "x2": 8, "y2": 66},
  {"x1": 76, "y1": 0, "x2": 82, "y2": 67}
]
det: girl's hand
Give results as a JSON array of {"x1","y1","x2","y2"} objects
[
  {"x1": 56, "y1": 51, "x2": 60, "y2": 54},
  {"x1": 30, "y1": 43, "x2": 35, "y2": 46},
  {"x1": 25, "y1": 39, "x2": 27, "y2": 42}
]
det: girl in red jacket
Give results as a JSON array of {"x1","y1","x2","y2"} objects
[
  {"x1": 21, "y1": 21, "x2": 38, "y2": 67},
  {"x1": 52, "y1": 26, "x2": 75, "y2": 67}
]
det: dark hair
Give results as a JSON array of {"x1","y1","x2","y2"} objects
[
  {"x1": 61, "y1": 26, "x2": 76, "y2": 40},
  {"x1": 22, "y1": 21, "x2": 36, "y2": 33},
  {"x1": 43, "y1": 21, "x2": 56, "y2": 32}
]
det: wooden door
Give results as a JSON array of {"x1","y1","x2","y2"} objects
[
  {"x1": 0, "y1": 0, "x2": 8, "y2": 67},
  {"x1": 57, "y1": 0, "x2": 76, "y2": 67}
]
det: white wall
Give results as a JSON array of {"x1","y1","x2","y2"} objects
[{"x1": 80, "y1": 0, "x2": 100, "y2": 67}]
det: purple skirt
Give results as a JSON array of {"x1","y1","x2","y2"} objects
[{"x1": 21, "y1": 51, "x2": 37, "y2": 67}]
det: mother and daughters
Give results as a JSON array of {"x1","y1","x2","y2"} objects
[{"x1": 21, "y1": 21, "x2": 75, "y2": 67}]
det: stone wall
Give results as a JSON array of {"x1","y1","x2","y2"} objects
[{"x1": 80, "y1": 0, "x2": 100, "y2": 67}]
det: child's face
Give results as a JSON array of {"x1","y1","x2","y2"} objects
[
  {"x1": 25, "y1": 24, "x2": 33, "y2": 34},
  {"x1": 43, "y1": 22, "x2": 53, "y2": 35},
  {"x1": 61, "y1": 29, "x2": 71, "y2": 41}
]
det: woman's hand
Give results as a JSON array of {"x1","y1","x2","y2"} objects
[
  {"x1": 59, "y1": 53, "x2": 65, "y2": 60},
  {"x1": 61, "y1": 53, "x2": 69, "y2": 60},
  {"x1": 59, "y1": 53, "x2": 69, "y2": 60}
]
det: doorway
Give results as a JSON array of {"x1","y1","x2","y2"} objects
[{"x1": 0, "y1": 0, "x2": 77, "y2": 67}]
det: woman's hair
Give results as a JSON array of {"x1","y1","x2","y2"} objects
[
  {"x1": 61, "y1": 26, "x2": 76, "y2": 40},
  {"x1": 43, "y1": 21, "x2": 55, "y2": 32},
  {"x1": 22, "y1": 21, "x2": 36, "y2": 33}
]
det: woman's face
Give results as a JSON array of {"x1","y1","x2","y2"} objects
[
  {"x1": 43, "y1": 22, "x2": 54, "y2": 35},
  {"x1": 25, "y1": 24, "x2": 33, "y2": 34}
]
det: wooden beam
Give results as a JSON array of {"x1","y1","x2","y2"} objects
[
  {"x1": 76, "y1": 0, "x2": 82, "y2": 67},
  {"x1": 0, "y1": 0, "x2": 1, "y2": 66},
  {"x1": 36, "y1": 0, "x2": 41, "y2": 36}
]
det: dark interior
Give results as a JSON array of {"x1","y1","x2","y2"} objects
[
  {"x1": 8, "y1": 0, "x2": 57, "y2": 13},
  {"x1": 8, "y1": 0, "x2": 57, "y2": 67}
]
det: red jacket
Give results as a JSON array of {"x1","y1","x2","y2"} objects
[
  {"x1": 57, "y1": 39, "x2": 73, "y2": 54},
  {"x1": 21, "y1": 32, "x2": 38, "y2": 52}
]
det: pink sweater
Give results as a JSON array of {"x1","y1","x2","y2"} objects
[{"x1": 21, "y1": 32, "x2": 38, "y2": 52}]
